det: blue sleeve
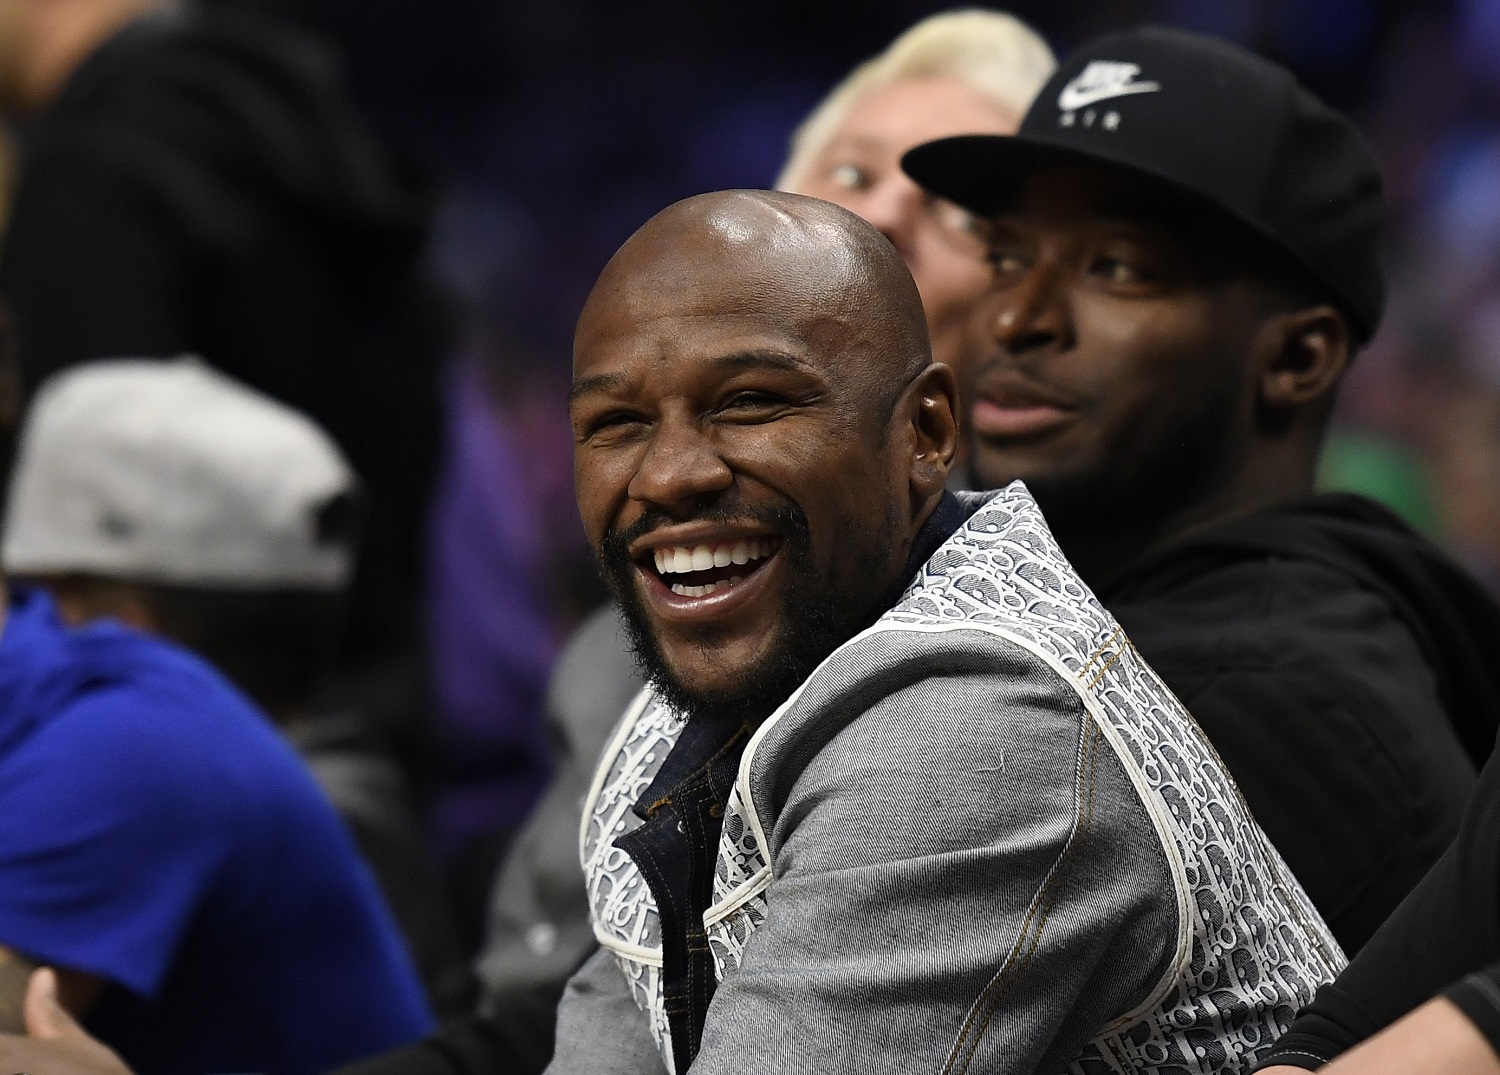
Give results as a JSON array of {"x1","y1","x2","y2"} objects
[
  {"x1": 0, "y1": 685, "x2": 238, "y2": 997},
  {"x1": 259, "y1": 788, "x2": 438, "y2": 1070}
]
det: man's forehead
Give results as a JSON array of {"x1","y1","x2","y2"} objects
[
  {"x1": 605, "y1": 220, "x2": 855, "y2": 301},
  {"x1": 572, "y1": 301, "x2": 834, "y2": 382},
  {"x1": 989, "y1": 163, "x2": 1284, "y2": 290},
  {"x1": 575, "y1": 239, "x2": 844, "y2": 367},
  {"x1": 580, "y1": 194, "x2": 882, "y2": 328},
  {"x1": 567, "y1": 279, "x2": 884, "y2": 413},
  {"x1": 578, "y1": 272, "x2": 817, "y2": 351},
  {"x1": 573, "y1": 190, "x2": 924, "y2": 391}
]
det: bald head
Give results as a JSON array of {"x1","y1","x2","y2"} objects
[
  {"x1": 576, "y1": 190, "x2": 931, "y2": 394},
  {"x1": 569, "y1": 189, "x2": 959, "y2": 728}
]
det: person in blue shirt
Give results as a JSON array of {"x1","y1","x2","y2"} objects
[
  {"x1": 0, "y1": 340, "x2": 434, "y2": 1069},
  {"x1": 0, "y1": 581, "x2": 434, "y2": 1075}
]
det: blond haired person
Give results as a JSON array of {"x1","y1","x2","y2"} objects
[{"x1": 782, "y1": 10, "x2": 1054, "y2": 375}]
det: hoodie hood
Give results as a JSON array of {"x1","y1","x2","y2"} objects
[
  {"x1": 1101, "y1": 492, "x2": 1500, "y2": 768},
  {"x1": 0, "y1": 586, "x2": 224, "y2": 759}
]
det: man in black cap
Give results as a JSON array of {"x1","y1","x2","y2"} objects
[{"x1": 904, "y1": 25, "x2": 1500, "y2": 955}]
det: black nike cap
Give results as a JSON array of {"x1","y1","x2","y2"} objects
[{"x1": 902, "y1": 25, "x2": 1386, "y2": 341}]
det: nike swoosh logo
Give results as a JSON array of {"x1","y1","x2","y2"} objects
[{"x1": 1057, "y1": 80, "x2": 1161, "y2": 111}]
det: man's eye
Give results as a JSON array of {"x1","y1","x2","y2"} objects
[
  {"x1": 1092, "y1": 256, "x2": 1144, "y2": 285},
  {"x1": 718, "y1": 391, "x2": 785, "y2": 419},
  {"x1": 986, "y1": 248, "x2": 1027, "y2": 275},
  {"x1": 585, "y1": 412, "x2": 647, "y2": 438},
  {"x1": 831, "y1": 163, "x2": 868, "y2": 190},
  {"x1": 930, "y1": 198, "x2": 984, "y2": 236}
]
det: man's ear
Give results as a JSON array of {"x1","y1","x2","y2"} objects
[
  {"x1": 902, "y1": 362, "x2": 959, "y2": 505},
  {"x1": 1257, "y1": 304, "x2": 1350, "y2": 411}
]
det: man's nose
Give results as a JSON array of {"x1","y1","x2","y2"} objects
[
  {"x1": 626, "y1": 415, "x2": 733, "y2": 509},
  {"x1": 988, "y1": 262, "x2": 1071, "y2": 355},
  {"x1": 854, "y1": 177, "x2": 924, "y2": 259}
]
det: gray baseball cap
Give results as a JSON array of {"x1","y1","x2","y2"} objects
[{"x1": 3, "y1": 356, "x2": 358, "y2": 590}]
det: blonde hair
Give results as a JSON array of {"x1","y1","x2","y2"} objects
[{"x1": 776, "y1": 9, "x2": 1056, "y2": 190}]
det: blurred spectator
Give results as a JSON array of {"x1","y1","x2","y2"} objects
[
  {"x1": 0, "y1": 0, "x2": 447, "y2": 759},
  {"x1": 1317, "y1": 430, "x2": 1442, "y2": 536},
  {"x1": 777, "y1": 7, "x2": 1055, "y2": 381},
  {"x1": 3, "y1": 355, "x2": 472, "y2": 1019},
  {"x1": 0, "y1": 355, "x2": 434, "y2": 1073}
]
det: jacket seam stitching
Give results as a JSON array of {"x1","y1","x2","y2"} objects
[{"x1": 943, "y1": 720, "x2": 1104, "y2": 1075}]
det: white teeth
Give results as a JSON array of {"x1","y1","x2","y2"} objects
[
  {"x1": 668, "y1": 576, "x2": 746, "y2": 598},
  {"x1": 654, "y1": 539, "x2": 775, "y2": 575}
]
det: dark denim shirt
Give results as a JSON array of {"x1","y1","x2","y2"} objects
[{"x1": 615, "y1": 491, "x2": 969, "y2": 1065}]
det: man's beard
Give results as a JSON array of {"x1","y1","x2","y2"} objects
[
  {"x1": 601, "y1": 502, "x2": 893, "y2": 727},
  {"x1": 985, "y1": 380, "x2": 1243, "y2": 570}
]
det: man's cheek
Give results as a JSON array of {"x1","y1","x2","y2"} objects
[{"x1": 576, "y1": 482, "x2": 626, "y2": 549}]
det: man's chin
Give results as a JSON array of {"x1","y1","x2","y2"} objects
[
  {"x1": 645, "y1": 661, "x2": 785, "y2": 729},
  {"x1": 606, "y1": 515, "x2": 877, "y2": 728},
  {"x1": 968, "y1": 442, "x2": 1084, "y2": 500},
  {"x1": 967, "y1": 437, "x2": 1039, "y2": 491},
  {"x1": 615, "y1": 600, "x2": 780, "y2": 726}
]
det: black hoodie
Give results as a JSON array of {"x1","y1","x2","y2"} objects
[
  {"x1": 1098, "y1": 492, "x2": 1500, "y2": 954},
  {"x1": 0, "y1": 4, "x2": 446, "y2": 668}
]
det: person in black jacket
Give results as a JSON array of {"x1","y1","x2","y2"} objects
[
  {"x1": 0, "y1": 0, "x2": 446, "y2": 695},
  {"x1": 1252, "y1": 725, "x2": 1500, "y2": 1072},
  {"x1": 902, "y1": 25, "x2": 1500, "y2": 956}
]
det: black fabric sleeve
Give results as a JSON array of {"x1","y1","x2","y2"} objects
[
  {"x1": 1445, "y1": 963, "x2": 1500, "y2": 1058},
  {"x1": 0, "y1": 137, "x2": 193, "y2": 391},
  {"x1": 1252, "y1": 732, "x2": 1500, "y2": 1070}
]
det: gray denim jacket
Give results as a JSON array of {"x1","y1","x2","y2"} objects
[{"x1": 548, "y1": 484, "x2": 1345, "y2": 1074}]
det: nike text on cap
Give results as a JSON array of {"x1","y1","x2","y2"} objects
[{"x1": 901, "y1": 25, "x2": 1386, "y2": 342}]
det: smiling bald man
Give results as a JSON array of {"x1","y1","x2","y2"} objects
[{"x1": 552, "y1": 190, "x2": 1342, "y2": 1075}]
